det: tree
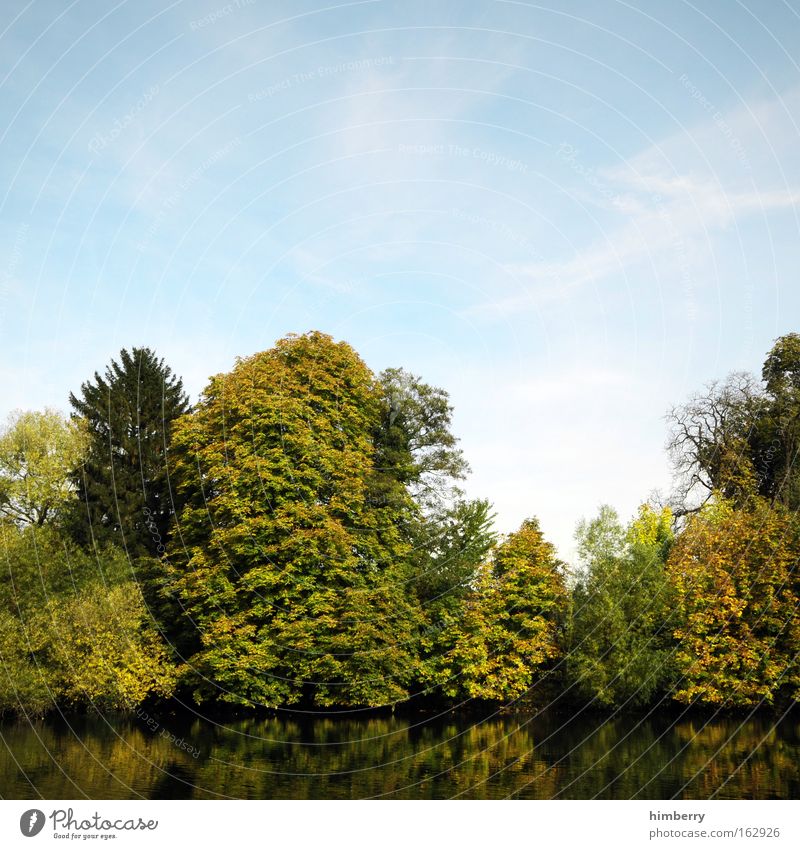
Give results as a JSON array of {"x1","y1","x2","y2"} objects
[
  {"x1": 574, "y1": 504, "x2": 626, "y2": 569},
  {"x1": 430, "y1": 518, "x2": 567, "y2": 702},
  {"x1": 567, "y1": 505, "x2": 675, "y2": 708},
  {"x1": 414, "y1": 498, "x2": 497, "y2": 607},
  {"x1": 0, "y1": 523, "x2": 176, "y2": 714},
  {"x1": 45, "y1": 580, "x2": 177, "y2": 709},
  {"x1": 0, "y1": 609, "x2": 55, "y2": 716},
  {"x1": 69, "y1": 347, "x2": 190, "y2": 556},
  {"x1": 375, "y1": 368, "x2": 468, "y2": 510},
  {"x1": 0, "y1": 409, "x2": 87, "y2": 527},
  {"x1": 666, "y1": 373, "x2": 764, "y2": 512},
  {"x1": 371, "y1": 368, "x2": 484, "y2": 693},
  {"x1": 666, "y1": 334, "x2": 800, "y2": 513},
  {"x1": 413, "y1": 498, "x2": 498, "y2": 689},
  {"x1": 667, "y1": 497, "x2": 800, "y2": 708},
  {"x1": 167, "y1": 332, "x2": 423, "y2": 708},
  {"x1": 758, "y1": 333, "x2": 800, "y2": 508}
]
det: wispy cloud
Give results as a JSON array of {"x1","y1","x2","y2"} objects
[{"x1": 468, "y1": 87, "x2": 800, "y2": 318}]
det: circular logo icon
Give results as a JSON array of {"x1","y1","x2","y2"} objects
[{"x1": 19, "y1": 809, "x2": 46, "y2": 837}]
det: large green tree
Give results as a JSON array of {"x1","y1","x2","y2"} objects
[
  {"x1": 567, "y1": 505, "x2": 675, "y2": 708},
  {"x1": 167, "y1": 332, "x2": 423, "y2": 708},
  {"x1": 69, "y1": 347, "x2": 190, "y2": 556}
]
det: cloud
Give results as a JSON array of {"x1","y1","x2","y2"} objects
[{"x1": 468, "y1": 86, "x2": 800, "y2": 318}]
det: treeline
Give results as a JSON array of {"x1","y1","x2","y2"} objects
[{"x1": 1, "y1": 331, "x2": 799, "y2": 715}]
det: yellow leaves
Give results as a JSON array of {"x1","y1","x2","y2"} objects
[
  {"x1": 428, "y1": 517, "x2": 567, "y2": 703},
  {"x1": 626, "y1": 503, "x2": 673, "y2": 548},
  {"x1": 42, "y1": 581, "x2": 177, "y2": 709},
  {"x1": 667, "y1": 496, "x2": 800, "y2": 707},
  {"x1": 163, "y1": 332, "x2": 429, "y2": 708},
  {"x1": 0, "y1": 409, "x2": 88, "y2": 525}
]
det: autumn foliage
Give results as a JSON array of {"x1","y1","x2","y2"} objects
[
  {"x1": 667, "y1": 498, "x2": 800, "y2": 708},
  {"x1": 2, "y1": 331, "x2": 800, "y2": 715}
]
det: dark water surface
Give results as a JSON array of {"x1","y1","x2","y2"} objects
[{"x1": 1, "y1": 708, "x2": 798, "y2": 799}]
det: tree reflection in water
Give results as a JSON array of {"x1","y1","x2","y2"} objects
[{"x1": 1, "y1": 710, "x2": 797, "y2": 799}]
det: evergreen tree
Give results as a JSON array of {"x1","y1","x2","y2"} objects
[{"x1": 68, "y1": 347, "x2": 190, "y2": 556}]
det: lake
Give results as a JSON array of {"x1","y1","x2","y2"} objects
[{"x1": 1, "y1": 707, "x2": 798, "y2": 799}]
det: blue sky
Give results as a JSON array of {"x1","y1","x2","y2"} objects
[{"x1": 1, "y1": 0, "x2": 799, "y2": 559}]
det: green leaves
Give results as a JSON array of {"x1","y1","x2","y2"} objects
[
  {"x1": 375, "y1": 367, "x2": 468, "y2": 509},
  {"x1": 166, "y1": 334, "x2": 568, "y2": 709},
  {"x1": 568, "y1": 504, "x2": 676, "y2": 708},
  {"x1": 168, "y1": 332, "x2": 421, "y2": 708},
  {"x1": 8, "y1": 330, "x2": 798, "y2": 719}
]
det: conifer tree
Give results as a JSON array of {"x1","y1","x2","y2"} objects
[{"x1": 69, "y1": 347, "x2": 190, "y2": 556}]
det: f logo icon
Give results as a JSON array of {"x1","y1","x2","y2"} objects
[{"x1": 19, "y1": 809, "x2": 45, "y2": 837}]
